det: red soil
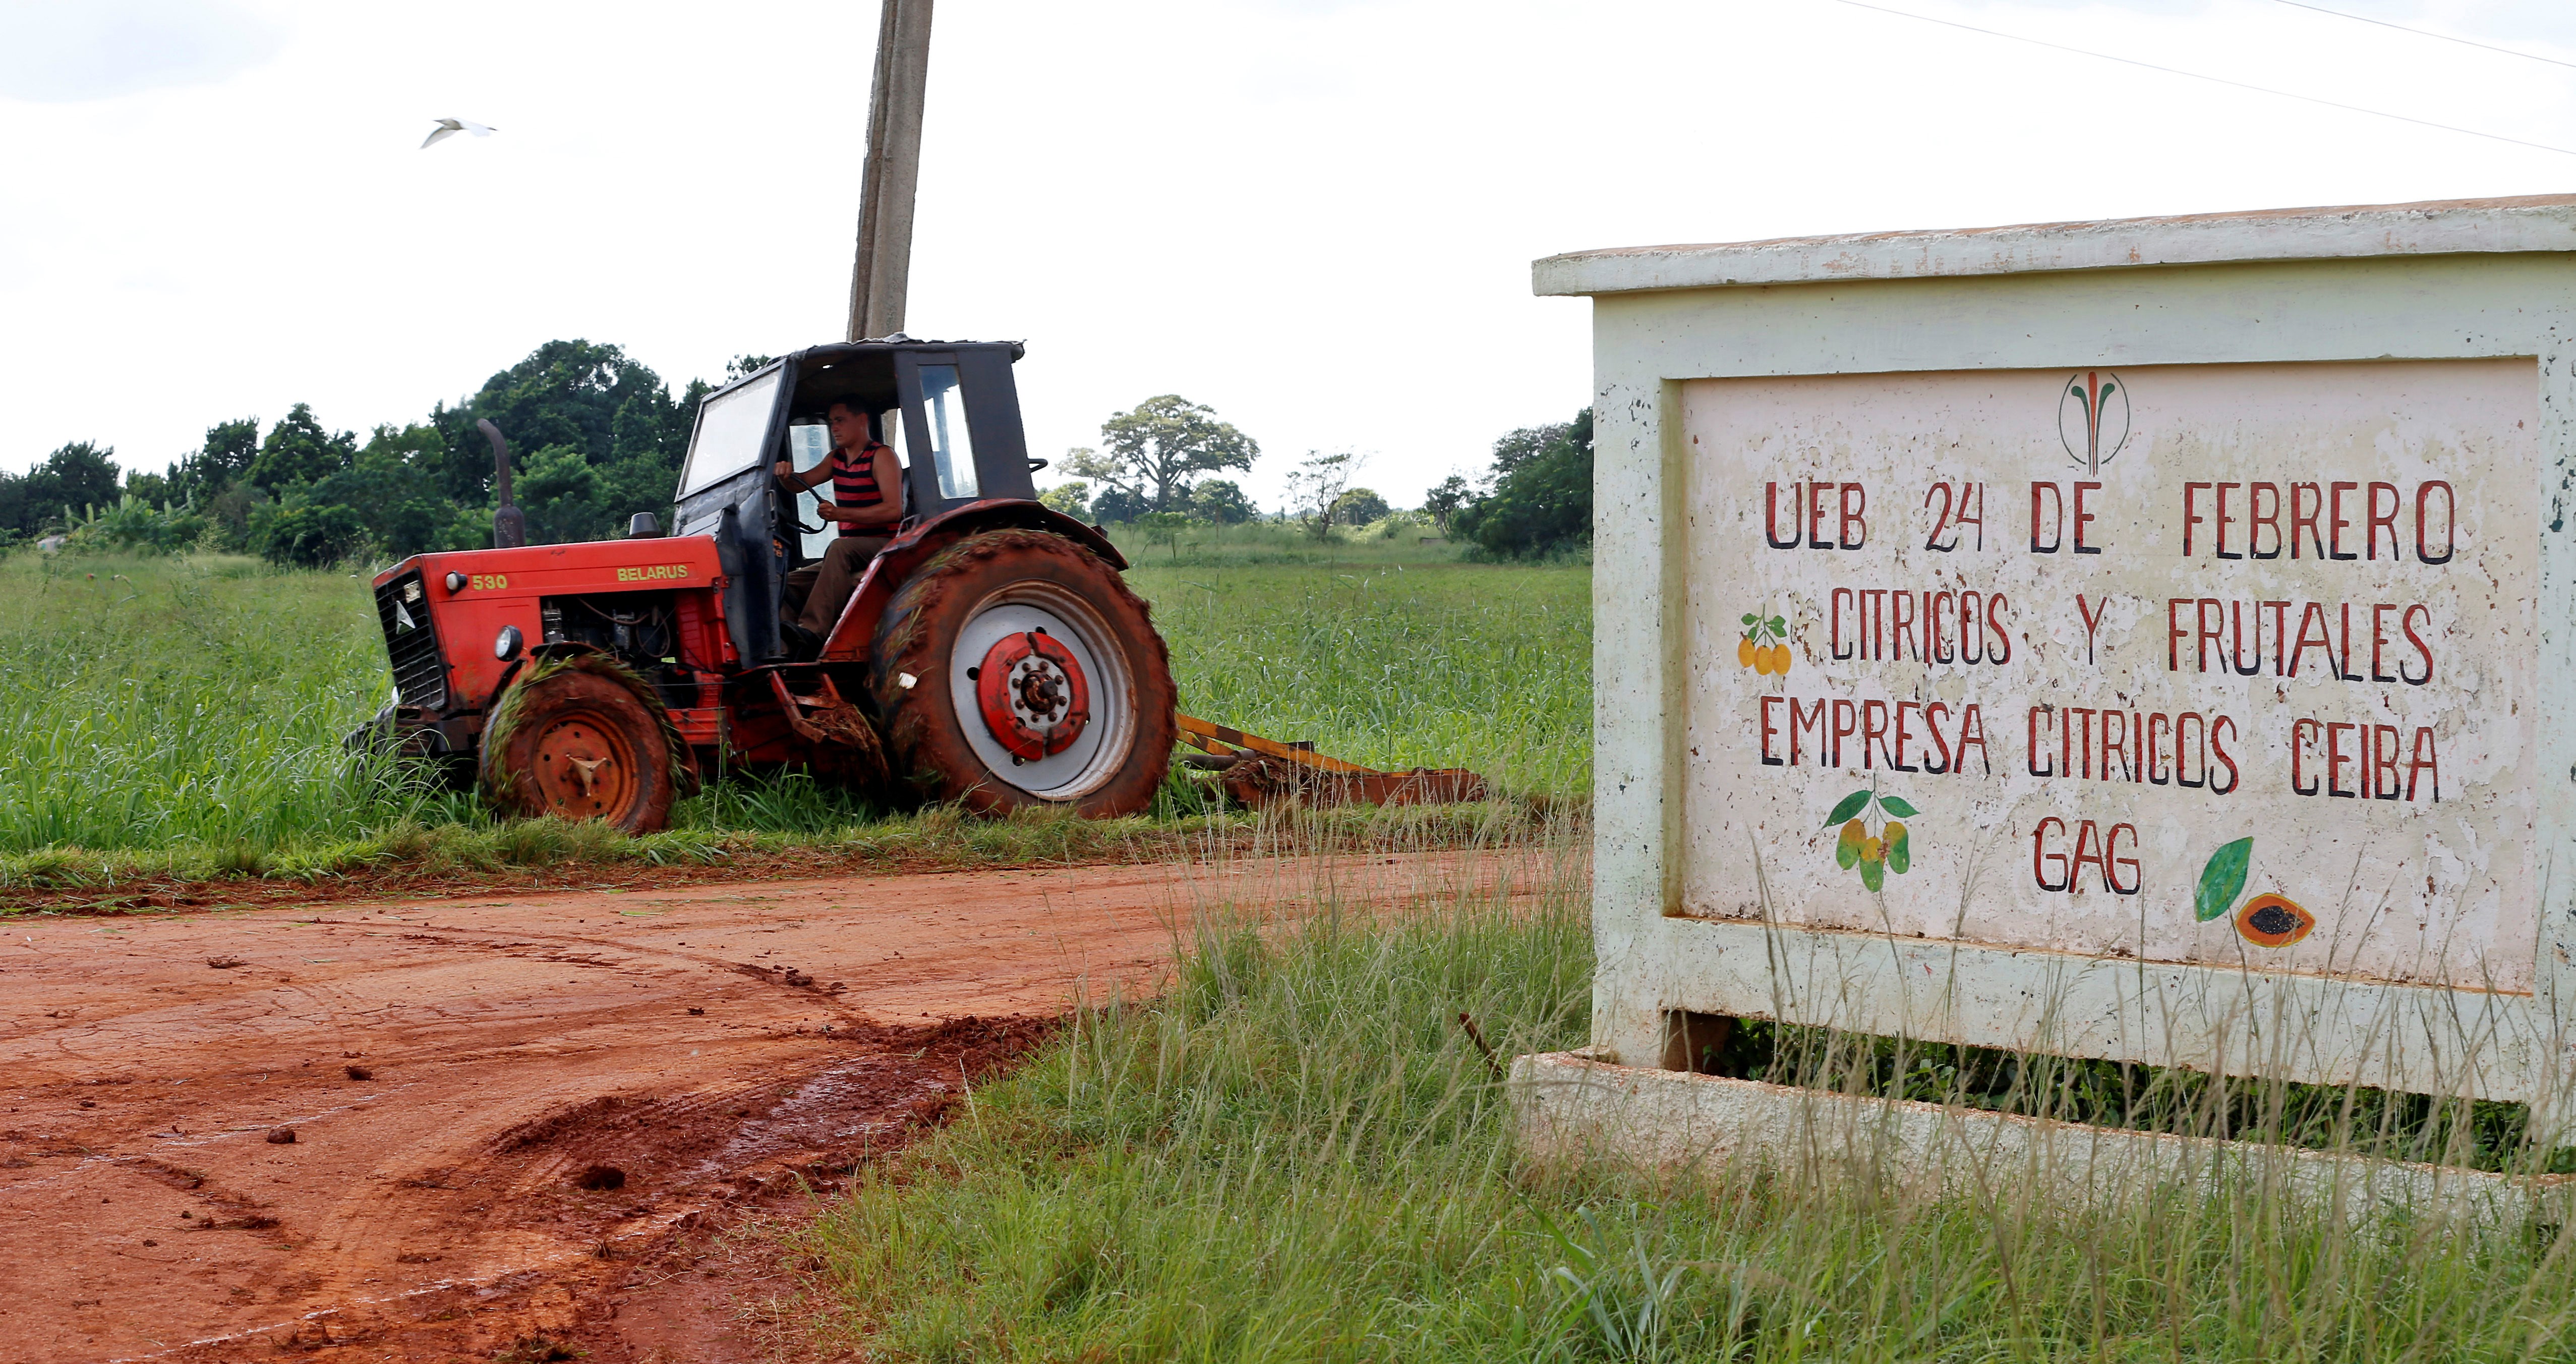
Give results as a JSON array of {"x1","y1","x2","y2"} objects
[{"x1": 0, "y1": 848, "x2": 1544, "y2": 1361}]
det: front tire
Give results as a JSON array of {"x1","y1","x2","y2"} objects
[
  {"x1": 871, "y1": 529, "x2": 1175, "y2": 817},
  {"x1": 479, "y1": 657, "x2": 679, "y2": 832}
]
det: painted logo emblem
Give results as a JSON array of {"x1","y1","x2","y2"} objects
[{"x1": 2057, "y1": 370, "x2": 2129, "y2": 476}]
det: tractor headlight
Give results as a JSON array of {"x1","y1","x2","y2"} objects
[
  {"x1": 495, "y1": 625, "x2": 523, "y2": 661},
  {"x1": 446, "y1": 571, "x2": 467, "y2": 592}
]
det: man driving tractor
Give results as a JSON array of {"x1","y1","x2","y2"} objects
[{"x1": 777, "y1": 396, "x2": 905, "y2": 642}]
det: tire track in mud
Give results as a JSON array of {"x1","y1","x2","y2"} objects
[{"x1": 0, "y1": 847, "x2": 1560, "y2": 1361}]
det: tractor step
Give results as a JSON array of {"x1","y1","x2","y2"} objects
[{"x1": 767, "y1": 672, "x2": 890, "y2": 787}]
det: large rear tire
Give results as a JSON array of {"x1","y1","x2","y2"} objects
[
  {"x1": 479, "y1": 659, "x2": 679, "y2": 832},
  {"x1": 871, "y1": 529, "x2": 1175, "y2": 817}
]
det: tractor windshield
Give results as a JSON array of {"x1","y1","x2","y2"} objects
[{"x1": 677, "y1": 368, "x2": 785, "y2": 498}]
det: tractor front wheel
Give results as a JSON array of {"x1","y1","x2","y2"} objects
[
  {"x1": 872, "y1": 529, "x2": 1175, "y2": 817},
  {"x1": 479, "y1": 660, "x2": 679, "y2": 832}
]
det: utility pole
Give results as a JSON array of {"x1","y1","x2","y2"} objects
[{"x1": 847, "y1": 0, "x2": 933, "y2": 343}]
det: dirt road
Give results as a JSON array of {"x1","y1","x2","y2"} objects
[{"x1": 0, "y1": 848, "x2": 1546, "y2": 1362}]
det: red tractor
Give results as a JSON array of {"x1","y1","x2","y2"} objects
[{"x1": 362, "y1": 338, "x2": 1176, "y2": 831}]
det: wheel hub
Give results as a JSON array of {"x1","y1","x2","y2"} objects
[
  {"x1": 532, "y1": 716, "x2": 637, "y2": 819},
  {"x1": 975, "y1": 629, "x2": 1091, "y2": 762}
]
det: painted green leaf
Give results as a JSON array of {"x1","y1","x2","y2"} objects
[
  {"x1": 1824, "y1": 789, "x2": 1873, "y2": 827},
  {"x1": 1879, "y1": 795, "x2": 1919, "y2": 818},
  {"x1": 1741, "y1": 613, "x2": 1757, "y2": 625},
  {"x1": 1887, "y1": 826, "x2": 1910, "y2": 875},
  {"x1": 2195, "y1": 837, "x2": 2253, "y2": 922},
  {"x1": 1860, "y1": 857, "x2": 1885, "y2": 892},
  {"x1": 1769, "y1": 615, "x2": 1786, "y2": 632}
]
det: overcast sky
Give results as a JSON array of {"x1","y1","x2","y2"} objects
[{"x1": 4, "y1": 0, "x2": 2574, "y2": 511}]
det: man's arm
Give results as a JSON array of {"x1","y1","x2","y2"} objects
[{"x1": 772, "y1": 457, "x2": 828, "y2": 492}]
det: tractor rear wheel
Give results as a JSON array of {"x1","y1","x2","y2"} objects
[
  {"x1": 479, "y1": 660, "x2": 679, "y2": 832},
  {"x1": 871, "y1": 529, "x2": 1175, "y2": 817}
]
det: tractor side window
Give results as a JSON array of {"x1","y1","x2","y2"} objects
[
  {"x1": 913, "y1": 364, "x2": 979, "y2": 500},
  {"x1": 784, "y1": 421, "x2": 834, "y2": 560},
  {"x1": 677, "y1": 368, "x2": 784, "y2": 498}
]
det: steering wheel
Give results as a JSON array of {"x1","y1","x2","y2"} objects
[{"x1": 773, "y1": 476, "x2": 827, "y2": 537}]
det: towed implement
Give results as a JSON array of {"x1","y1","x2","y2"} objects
[{"x1": 362, "y1": 338, "x2": 1177, "y2": 830}]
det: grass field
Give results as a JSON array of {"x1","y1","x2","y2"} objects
[
  {"x1": 800, "y1": 855, "x2": 2576, "y2": 1362},
  {"x1": 0, "y1": 539, "x2": 1587, "y2": 876}
]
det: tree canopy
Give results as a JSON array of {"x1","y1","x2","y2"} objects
[
  {"x1": 4, "y1": 338, "x2": 712, "y2": 561},
  {"x1": 1069, "y1": 395, "x2": 1258, "y2": 513},
  {"x1": 1448, "y1": 409, "x2": 1593, "y2": 559}
]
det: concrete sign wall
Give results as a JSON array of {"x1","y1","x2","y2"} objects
[
  {"x1": 1540, "y1": 197, "x2": 2576, "y2": 1116},
  {"x1": 1684, "y1": 360, "x2": 2535, "y2": 990}
]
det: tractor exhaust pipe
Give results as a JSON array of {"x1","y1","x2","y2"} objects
[{"x1": 479, "y1": 419, "x2": 526, "y2": 549}]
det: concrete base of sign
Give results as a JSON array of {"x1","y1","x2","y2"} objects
[{"x1": 1510, "y1": 1050, "x2": 2573, "y2": 1226}]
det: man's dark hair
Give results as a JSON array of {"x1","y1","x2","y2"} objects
[{"x1": 825, "y1": 395, "x2": 867, "y2": 417}]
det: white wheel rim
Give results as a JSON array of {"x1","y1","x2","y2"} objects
[{"x1": 947, "y1": 582, "x2": 1136, "y2": 800}]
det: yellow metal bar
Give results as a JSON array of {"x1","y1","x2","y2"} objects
[{"x1": 1173, "y1": 712, "x2": 1378, "y2": 776}]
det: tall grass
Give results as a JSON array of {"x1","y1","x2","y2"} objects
[
  {"x1": 806, "y1": 847, "x2": 2576, "y2": 1362},
  {"x1": 0, "y1": 547, "x2": 1586, "y2": 865},
  {"x1": 0, "y1": 552, "x2": 400, "y2": 851},
  {"x1": 1129, "y1": 556, "x2": 1590, "y2": 795}
]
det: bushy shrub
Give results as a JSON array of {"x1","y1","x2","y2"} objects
[{"x1": 65, "y1": 495, "x2": 209, "y2": 554}]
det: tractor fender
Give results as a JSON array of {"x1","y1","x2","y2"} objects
[{"x1": 818, "y1": 500, "x2": 1127, "y2": 662}]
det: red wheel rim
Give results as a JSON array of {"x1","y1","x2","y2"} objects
[
  {"x1": 532, "y1": 714, "x2": 639, "y2": 820},
  {"x1": 974, "y1": 629, "x2": 1091, "y2": 762}
]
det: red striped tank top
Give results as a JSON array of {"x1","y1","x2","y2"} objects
[{"x1": 833, "y1": 441, "x2": 891, "y2": 534}]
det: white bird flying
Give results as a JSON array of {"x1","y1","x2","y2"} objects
[{"x1": 421, "y1": 118, "x2": 496, "y2": 149}]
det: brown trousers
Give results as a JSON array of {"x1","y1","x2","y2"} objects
[{"x1": 789, "y1": 536, "x2": 890, "y2": 636}]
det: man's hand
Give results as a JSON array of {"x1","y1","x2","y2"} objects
[{"x1": 773, "y1": 460, "x2": 796, "y2": 481}]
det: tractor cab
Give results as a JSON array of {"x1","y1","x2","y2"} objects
[
  {"x1": 671, "y1": 338, "x2": 1041, "y2": 663},
  {"x1": 360, "y1": 335, "x2": 1170, "y2": 835}
]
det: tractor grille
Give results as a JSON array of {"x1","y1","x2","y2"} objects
[{"x1": 375, "y1": 571, "x2": 448, "y2": 709}]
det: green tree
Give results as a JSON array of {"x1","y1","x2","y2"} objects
[
  {"x1": 1189, "y1": 479, "x2": 1257, "y2": 524},
  {"x1": 1070, "y1": 396, "x2": 1258, "y2": 512},
  {"x1": 6, "y1": 441, "x2": 124, "y2": 535},
  {"x1": 303, "y1": 442, "x2": 454, "y2": 559},
  {"x1": 1091, "y1": 485, "x2": 1149, "y2": 524},
  {"x1": 1453, "y1": 408, "x2": 1592, "y2": 559},
  {"x1": 246, "y1": 405, "x2": 357, "y2": 490},
  {"x1": 167, "y1": 417, "x2": 259, "y2": 505},
  {"x1": 1038, "y1": 480, "x2": 1093, "y2": 521},
  {"x1": 517, "y1": 443, "x2": 605, "y2": 544},
  {"x1": 437, "y1": 339, "x2": 686, "y2": 509},
  {"x1": 1331, "y1": 487, "x2": 1391, "y2": 527},
  {"x1": 1422, "y1": 474, "x2": 1476, "y2": 535},
  {"x1": 249, "y1": 493, "x2": 366, "y2": 566},
  {"x1": 1282, "y1": 449, "x2": 1356, "y2": 540}
]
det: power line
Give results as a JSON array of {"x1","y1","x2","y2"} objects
[
  {"x1": 2272, "y1": 0, "x2": 2576, "y2": 74},
  {"x1": 1831, "y1": 0, "x2": 2576, "y2": 158}
]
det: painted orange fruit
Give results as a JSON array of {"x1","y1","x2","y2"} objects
[
  {"x1": 1770, "y1": 645, "x2": 1792, "y2": 675},
  {"x1": 1860, "y1": 836, "x2": 1884, "y2": 864},
  {"x1": 1737, "y1": 638, "x2": 1757, "y2": 668},
  {"x1": 2236, "y1": 893, "x2": 2315, "y2": 948}
]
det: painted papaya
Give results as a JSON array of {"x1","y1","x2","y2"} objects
[{"x1": 2236, "y1": 893, "x2": 2315, "y2": 948}]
